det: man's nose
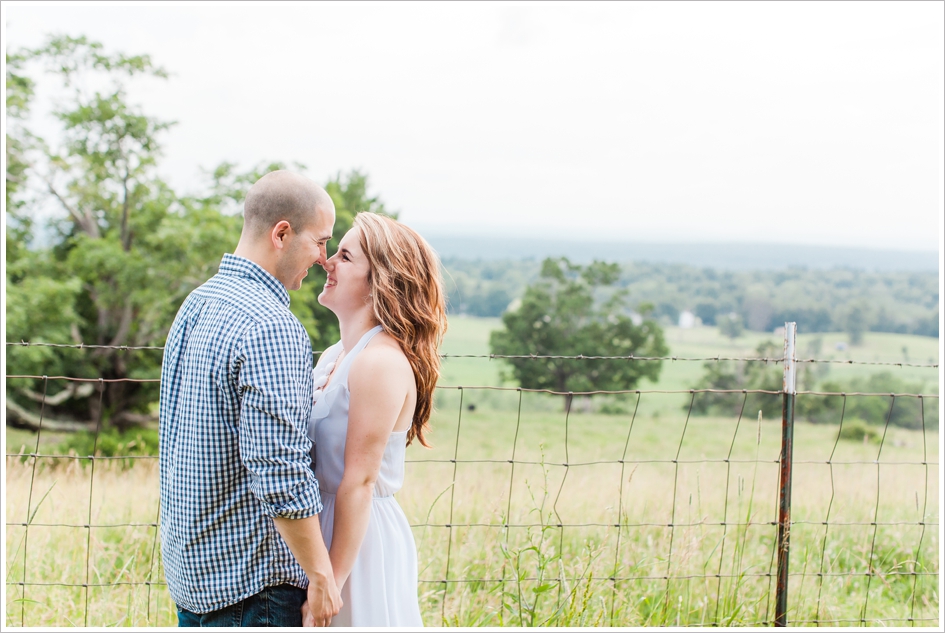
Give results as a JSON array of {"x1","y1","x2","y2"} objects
[{"x1": 321, "y1": 251, "x2": 335, "y2": 270}]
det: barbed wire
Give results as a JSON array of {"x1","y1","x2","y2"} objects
[
  {"x1": 6, "y1": 375, "x2": 161, "y2": 383},
  {"x1": 6, "y1": 340, "x2": 939, "y2": 367},
  {"x1": 5, "y1": 375, "x2": 940, "y2": 399},
  {"x1": 5, "y1": 454, "x2": 159, "y2": 460},
  {"x1": 439, "y1": 353, "x2": 940, "y2": 368},
  {"x1": 10, "y1": 581, "x2": 166, "y2": 587},
  {"x1": 11, "y1": 570, "x2": 938, "y2": 585},
  {"x1": 417, "y1": 570, "x2": 941, "y2": 582},
  {"x1": 6, "y1": 341, "x2": 165, "y2": 351},
  {"x1": 5, "y1": 453, "x2": 939, "y2": 469},
  {"x1": 9, "y1": 519, "x2": 937, "y2": 529}
]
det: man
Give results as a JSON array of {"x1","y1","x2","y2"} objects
[{"x1": 159, "y1": 170, "x2": 342, "y2": 627}]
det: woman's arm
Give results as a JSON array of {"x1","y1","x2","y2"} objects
[{"x1": 329, "y1": 342, "x2": 414, "y2": 590}]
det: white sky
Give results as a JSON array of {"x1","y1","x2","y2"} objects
[{"x1": 3, "y1": 1, "x2": 943, "y2": 249}]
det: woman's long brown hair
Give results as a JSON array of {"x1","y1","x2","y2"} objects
[{"x1": 354, "y1": 212, "x2": 447, "y2": 447}]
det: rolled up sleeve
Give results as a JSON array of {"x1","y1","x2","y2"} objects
[{"x1": 236, "y1": 317, "x2": 321, "y2": 519}]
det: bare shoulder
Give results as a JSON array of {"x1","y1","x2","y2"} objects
[{"x1": 348, "y1": 332, "x2": 413, "y2": 388}]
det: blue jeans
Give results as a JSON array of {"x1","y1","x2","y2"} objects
[{"x1": 176, "y1": 584, "x2": 307, "y2": 627}]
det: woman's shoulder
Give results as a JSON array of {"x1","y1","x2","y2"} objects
[{"x1": 350, "y1": 332, "x2": 412, "y2": 380}]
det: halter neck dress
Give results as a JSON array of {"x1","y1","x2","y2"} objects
[{"x1": 307, "y1": 325, "x2": 423, "y2": 627}]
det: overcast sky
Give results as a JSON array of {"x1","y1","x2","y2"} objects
[{"x1": 4, "y1": 1, "x2": 943, "y2": 250}]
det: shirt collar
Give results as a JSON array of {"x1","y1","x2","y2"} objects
[{"x1": 218, "y1": 253, "x2": 290, "y2": 307}]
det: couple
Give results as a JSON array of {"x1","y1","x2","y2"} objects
[{"x1": 158, "y1": 170, "x2": 446, "y2": 627}]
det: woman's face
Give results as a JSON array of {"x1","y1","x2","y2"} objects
[{"x1": 318, "y1": 227, "x2": 373, "y2": 314}]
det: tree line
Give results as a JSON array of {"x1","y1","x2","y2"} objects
[
  {"x1": 689, "y1": 341, "x2": 939, "y2": 430},
  {"x1": 443, "y1": 258, "x2": 939, "y2": 339}
]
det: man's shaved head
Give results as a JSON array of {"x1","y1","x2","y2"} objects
[{"x1": 243, "y1": 170, "x2": 333, "y2": 236}]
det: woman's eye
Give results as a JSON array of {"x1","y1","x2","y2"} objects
[{"x1": 342, "y1": 254, "x2": 350, "y2": 261}]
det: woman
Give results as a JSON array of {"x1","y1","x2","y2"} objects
[{"x1": 302, "y1": 212, "x2": 446, "y2": 626}]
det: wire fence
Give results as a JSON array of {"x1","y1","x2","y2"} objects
[
  {"x1": 4, "y1": 332, "x2": 940, "y2": 627},
  {"x1": 7, "y1": 339, "x2": 941, "y2": 367}
]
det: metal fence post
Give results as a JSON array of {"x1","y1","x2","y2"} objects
[{"x1": 775, "y1": 322, "x2": 797, "y2": 626}]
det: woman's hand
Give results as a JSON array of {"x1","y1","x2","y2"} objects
[
  {"x1": 300, "y1": 570, "x2": 342, "y2": 627},
  {"x1": 272, "y1": 514, "x2": 341, "y2": 627},
  {"x1": 301, "y1": 571, "x2": 347, "y2": 625}
]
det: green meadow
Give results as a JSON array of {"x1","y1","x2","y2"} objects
[{"x1": 5, "y1": 317, "x2": 940, "y2": 626}]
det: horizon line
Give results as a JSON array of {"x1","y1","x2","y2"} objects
[{"x1": 415, "y1": 233, "x2": 940, "y2": 255}]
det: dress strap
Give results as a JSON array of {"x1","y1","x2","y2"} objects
[{"x1": 333, "y1": 325, "x2": 384, "y2": 387}]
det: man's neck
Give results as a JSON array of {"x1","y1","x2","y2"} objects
[{"x1": 233, "y1": 238, "x2": 281, "y2": 286}]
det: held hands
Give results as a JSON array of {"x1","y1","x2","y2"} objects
[{"x1": 300, "y1": 571, "x2": 342, "y2": 627}]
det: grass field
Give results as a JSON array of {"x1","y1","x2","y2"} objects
[{"x1": 5, "y1": 317, "x2": 941, "y2": 626}]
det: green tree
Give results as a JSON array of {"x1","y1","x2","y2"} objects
[
  {"x1": 5, "y1": 50, "x2": 34, "y2": 220},
  {"x1": 5, "y1": 35, "x2": 396, "y2": 432},
  {"x1": 5, "y1": 36, "x2": 240, "y2": 431},
  {"x1": 440, "y1": 259, "x2": 938, "y2": 339},
  {"x1": 795, "y1": 372, "x2": 938, "y2": 430},
  {"x1": 689, "y1": 341, "x2": 783, "y2": 419},
  {"x1": 489, "y1": 258, "x2": 668, "y2": 411},
  {"x1": 717, "y1": 312, "x2": 744, "y2": 340},
  {"x1": 843, "y1": 300, "x2": 869, "y2": 346}
]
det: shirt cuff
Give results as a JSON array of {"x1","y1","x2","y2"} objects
[{"x1": 257, "y1": 478, "x2": 323, "y2": 519}]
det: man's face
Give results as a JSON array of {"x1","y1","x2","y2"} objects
[{"x1": 276, "y1": 207, "x2": 336, "y2": 291}]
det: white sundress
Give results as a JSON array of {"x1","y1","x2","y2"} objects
[{"x1": 308, "y1": 325, "x2": 424, "y2": 627}]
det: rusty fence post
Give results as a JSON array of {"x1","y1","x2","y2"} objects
[{"x1": 775, "y1": 322, "x2": 797, "y2": 626}]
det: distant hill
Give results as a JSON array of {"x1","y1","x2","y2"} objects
[{"x1": 424, "y1": 236, "x2": 939, "y2": 272}]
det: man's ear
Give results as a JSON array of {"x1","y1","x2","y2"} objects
[{"x1": 270, "y1": 221, "x2": 292, "y2": 250}]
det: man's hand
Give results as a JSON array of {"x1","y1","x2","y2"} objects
[
  {"x1": 300, "y1": 571, "x2": 341, "y2": 627},
  {"x1": 272, "y1": 515, "x2": 340, "y2": 626}
]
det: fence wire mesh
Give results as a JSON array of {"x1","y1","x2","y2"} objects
[{"x1": 4, "y1": 342, "x2": 940, "y2": 627}]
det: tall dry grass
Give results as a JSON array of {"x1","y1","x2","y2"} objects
[{"x1": 5, "y1": 411, "x2": 939, "y2": 627}]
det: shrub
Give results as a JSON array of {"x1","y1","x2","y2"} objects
[
  {"x1": 797, "y1": 372, "x2": 938, "y2": 430},
  {"x1": 56, "y1": 427, "x2": 159, "y2": 469},
  {"x1": 836, "y1": 419, "x2": 880, "y2": 444}
]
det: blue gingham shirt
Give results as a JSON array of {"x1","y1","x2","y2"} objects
[{"x1": 159, "y1": 254, "x2": 321, "y2": 613}]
